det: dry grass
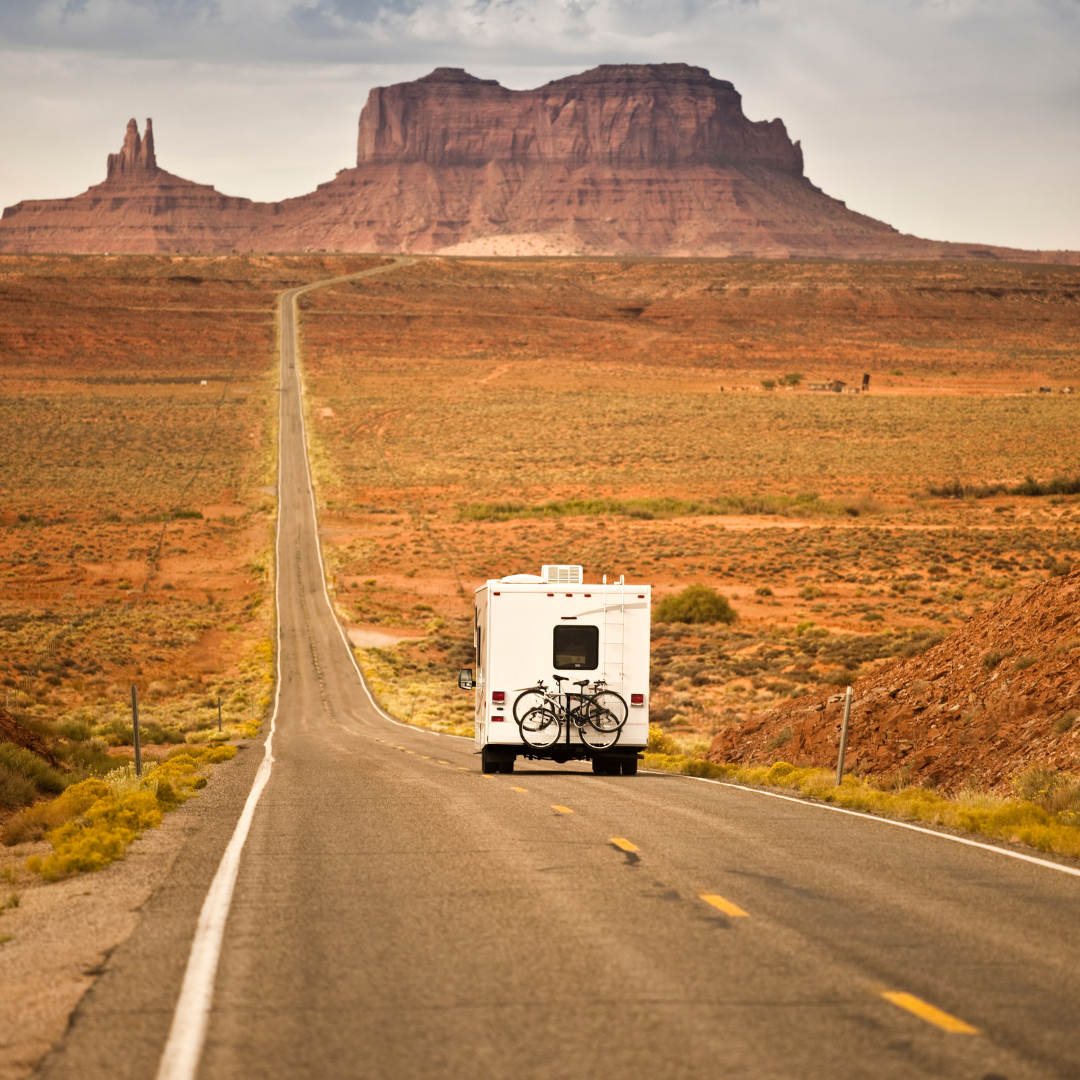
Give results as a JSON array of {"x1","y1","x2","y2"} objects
[
  {"x1": 645, "y1": 728, "x2": 1080, "y2": 859},
  {"x1": 0, "y1": 254, "x2": 382, "y2": 838},
  {"x1": 14, "y1": 745, "x2": 237, "y2": 878},
  {"x1": 288, "y1": 257, "x2": 1080, "y2": 743}
]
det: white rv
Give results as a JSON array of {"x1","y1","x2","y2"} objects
[{"x1": 458, "y1": 565, "x2": 651, "y2": 775}]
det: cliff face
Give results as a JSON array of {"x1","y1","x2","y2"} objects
[
  {"x1": 357, "y1": 65, "x2": 804, "y2": 174},
  {"x1": 1, "y1": 67, "x2": 1076, "y2": 261}
]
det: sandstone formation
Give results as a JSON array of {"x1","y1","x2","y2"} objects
[
  {"x1": 1, "y1": 66, "x2": 1077, "y2": 261},
  {"x1": 709, "y1": 569, "x2": 1080, "y2": 792},
  {"x1": 0, "y1": 119, "x2": 273, "y2": 254}
]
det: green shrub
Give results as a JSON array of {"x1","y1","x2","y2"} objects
[
  {"x1": 982, "y1": 649, "x2": 1008, "y2": 671},
  {"x1": 766, "y1": 727, "x2": 793, "y2": 750},
  {"x1": 755, "y1": 586, "x2": 773, "y2": 597},
  {"x1": 653, "y1": 585, "x2": 737, "y2": 625},
  {"x1": 0, "y1": 767, "x2": 38, "y2": 812},
  {"x1": 59, "y1": 720, "x2": 93, "y2": 741},
  {"x1": 1055, "y1": 711, "x2": 1078, "y2": 735},
  {"x1": 1012, "y1": 654, "x2": 1038, "y2": 671},
  {"x1": 0, "y1": 743, "x2": 66, "y2": 795}
]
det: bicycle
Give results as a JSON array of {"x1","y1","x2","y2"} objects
[{"x1": 513, "y1": 676, "x2": 629, "y2": 751}]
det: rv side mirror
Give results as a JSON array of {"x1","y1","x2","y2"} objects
[{"x1": 458, "y1": 668, "x2": 475, "y2": 690}]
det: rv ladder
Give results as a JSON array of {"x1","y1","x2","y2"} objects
[{"x1": 601, "y1": 574, "x2": 626, "y2": 689}]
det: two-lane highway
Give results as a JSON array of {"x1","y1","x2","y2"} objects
[{"x1": 39, "y1": 262, "x2": 1080, "y2": 1080}]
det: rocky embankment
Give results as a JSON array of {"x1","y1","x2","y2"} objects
[{"x1": 709, "y1": 569, "x2": 1080, "y2": 791}]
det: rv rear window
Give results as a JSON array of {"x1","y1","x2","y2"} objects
[{"x1": 553, "y1": 625, "x2": 599, "y2": 670}]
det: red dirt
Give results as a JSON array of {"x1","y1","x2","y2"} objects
[{"x1": 709, "y1": 569, "x2": 1080, "y2": 791}]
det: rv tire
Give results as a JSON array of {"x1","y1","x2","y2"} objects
[
  {"x1": 621, "y1": 757, "x2": 639, "y2": 776},
  {"x1": 481, "y1": 748, "x2": 500, "y2": 774}
]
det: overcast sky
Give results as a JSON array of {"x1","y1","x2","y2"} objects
[{"x1": 2, "y1": 0, "x2": 1078, "y2": 250}]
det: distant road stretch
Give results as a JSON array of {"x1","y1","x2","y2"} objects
[{"x1": 38, "y1": 257, "x2": 1080, "y2": 1080}]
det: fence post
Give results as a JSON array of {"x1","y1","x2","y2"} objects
[
  {"x1": 217, "y1": 695, "x2": 222, "y2": 733},
  {"x1": 131, "y1": 684, "x2": 142, "y2": 778},
  {"x1": 835, "y1": 685, "x2": 852, "y2": 785}
]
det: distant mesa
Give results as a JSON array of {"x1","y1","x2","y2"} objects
[{"x1": 1, "y1": 65, "x2": 1076, "y2": 261}]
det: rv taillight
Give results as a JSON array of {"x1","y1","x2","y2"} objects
[
  {"x1": 492, "y1": 691, "x2": 505, "y2": 703},
  {"x1": 630, "y1": 694, "x2": 644, "y2": 706}
]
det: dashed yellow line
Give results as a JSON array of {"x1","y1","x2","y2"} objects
[
  {"x1": 438, "y1": 760, "x2": 449, "y2": 765},
  {"x1": 610, "y1": 837, "x2": 639, "y2": 852},
  {"x1": 405, "y1": 750, "x2": 415, "y2": 754},
  {"x1": 880, "y1": 991, "x2": 979, "y2": 1034},
  {"x1": 700, "y1": 894, "x2": 749, "y2": 918},
  {"x1": 512, "y1": 787, "x2": 527, "y2": 792},
  {"x1": 552, "y1": 805, "x2": 574, "y2": 814}
]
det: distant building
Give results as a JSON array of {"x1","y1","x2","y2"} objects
[
  {"x1": 808, "y1": 380, "x2": 846, "y2": 393},
  {"x1": 1063, "y1": 387, "x2": 1075, "y2": 395},
  {"x1": 1039, "y1": 386, "x2": 1053, "y2": 393}
]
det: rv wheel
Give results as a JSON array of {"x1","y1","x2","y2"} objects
[
  {"x1": 481, "y1": 748, "x2": 500, "y2": 774},
  {"x1": 500, "y1": 758, "x2": 515, "y2": 774},
  {"x1": 621, "y1": 757, "x2": 639, "y2": 776},
  {"x1": 591, "y1": 757, "x2": 616, "y2": 776}
]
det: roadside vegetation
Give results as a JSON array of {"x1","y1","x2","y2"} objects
[
  {"x1": 4, "y1": 745, "x2": 238, "y2": 879},
  {"x1": 645, "y1": 728, "x2": 1080, "y2": 860}
]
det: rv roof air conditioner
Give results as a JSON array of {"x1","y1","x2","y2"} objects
[{"x1": 541, "y1": 565, "x2": 584, "y2": 585}]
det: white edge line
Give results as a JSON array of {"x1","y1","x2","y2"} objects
[
  {"x1": 677, "y1": 773, "x2": 1080, "y2": 880},
  {"x1": 288, "y1": 265, "x2": 472, "y2": 743},
  {"x1": 153, "y1": 292, "x2": 294, "y2": 1080},
  {"x1": 155, "y1": 264, "x2": 450, "y2": 1080}
]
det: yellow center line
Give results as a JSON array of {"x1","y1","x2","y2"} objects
[
  {"x1": 405, "y1": 750, "x2": 415, "y2": 754},
  {"x1": 880, "y1": 992, "x2": 979, "y2": 1034},
  {"x1": 422, "y1": 756, "x2": 431, "y2": 760},
  {"x1": 438, "y1": 760, "x2": 449, "y2": 765},
  {"x1": 552, "y1": 805, "x2": 574, "y2": 814},
  {"x1": 458, "y1": 767, "x2": 469, "y2": 771},
  {"x1": 610, "y1": 837, "x2": 639, "y2": 852},
  {"x1": 512, "y1": 787, "x2": 527, "y2": 792},
  {"x1": 700, "y1": 894, "x2": 749, "y2": 918}
]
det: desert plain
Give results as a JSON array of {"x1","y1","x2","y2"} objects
[{"x1": 2, "y1": 252, "x2": 1080, "y2": 782}]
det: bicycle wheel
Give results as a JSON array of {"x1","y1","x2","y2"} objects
[
  {"x1": 518, "y1": 705, "x2": 562, "y2": 749},
  {"x1": 579, "y1": 708, "x2": 621, "y2": 750},
  {"x1": 513, "y1": 688, "x2": 547, "y2": 723},
  {"x1": 590, "y1": 690, "x2": 628, "y2": 730}
]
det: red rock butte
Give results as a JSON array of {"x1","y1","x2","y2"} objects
[{"x1": 1, "y1": 64, "x2": 1077, "y2": 260}]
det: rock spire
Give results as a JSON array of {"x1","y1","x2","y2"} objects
[{"x1": 106, "y1": 119, "x2": 157, "y2": 181}]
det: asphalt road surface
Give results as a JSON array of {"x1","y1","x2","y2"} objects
[{"x1": 39, "y1": 264, "x2": 1080, "y2": 1080}]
